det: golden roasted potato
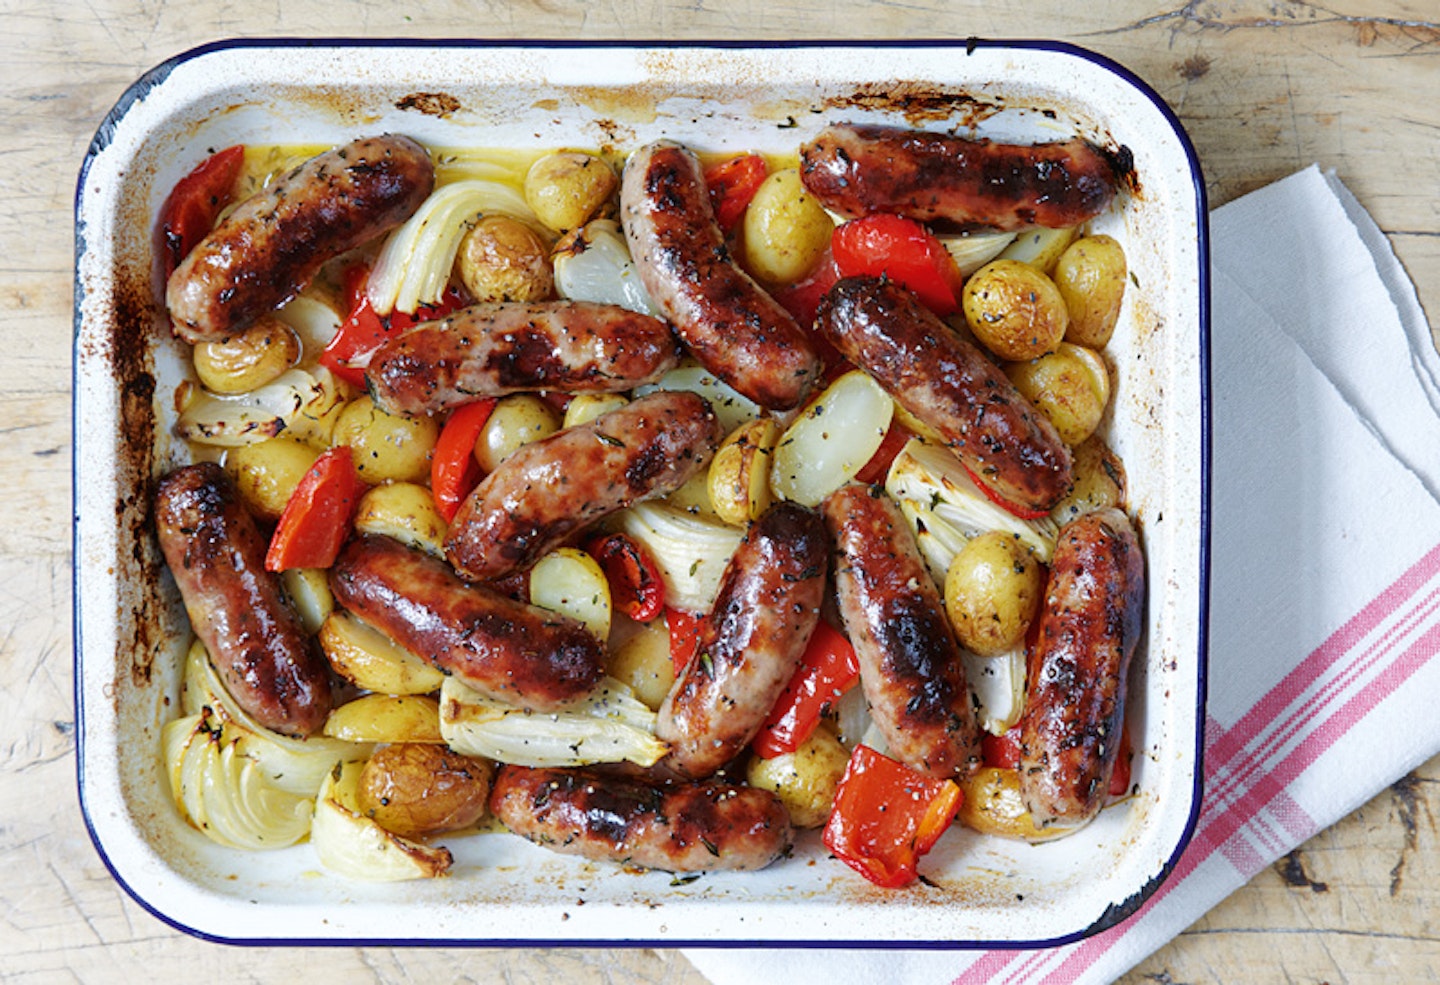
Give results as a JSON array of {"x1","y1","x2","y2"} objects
[
  {"x1": 957, "y1": 767, "x2": 1070, "y2": 841},
  {"x1": 962, "y1": 259, "x2": 1068, "y2": 361},
  {"x1": 455, "y1": 214, "x2": 554, "y2": 302},
  {"x1": 1004, "y1": 342, "x2": 1112, "y2": 446},
  {"x1": 524, "y1": 151, "x2": 619, "y2": 233},
  {"x1": 322, "y1": 694, "x2": 444, "y2": 744},
  {"x1": 226, "y1": 435, "x2": 318, "y2": 522},
  {"x1": 1054, "y1": 234, "x2": 1128, "y2": 348},
  {"x1": 318, "y1": 610, "x2": 446, "y2": 696},
  {"x1": 356, "y1": 743, "x2": 494, "y2": 838},
  {"x1": 605, "y1": 616, "x2": 675, "y2": 711},
  {"x1": 192, "y1": 315, "x2": 300, "y2": 394},
  {"x1": 281, "y1": 567, "x2": 333, "y2": 635},
  {"x1": 1050, "y1": 434, "x2": 1128, "y2": 524},
  {"x1": 562, "y1": 392, "x2": 628, "y2": 429},
  {"x1": 474, "y1": 393, "x2": 562, "y2": 473},
  {"x1": 740, "y1": 168, "x2": 833, "y2": 285},
  {"x1": 943, "y1": 530, "x2": 1044, "y2": 656},
  {"x1": 353, "y1": 481, "x2": 448, "y2": 557},
  {"x1": 708, "y1": 418, "x2": 779, "y2": 526},
  {"x1": 745, "y1": 724, "x2": 850, "y2": 829},
  {"x1": 331, "y1": 397, "x2": 438, "y2": 484}
]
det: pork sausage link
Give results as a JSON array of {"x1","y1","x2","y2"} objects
[
  {"x1": 167, "y1": 134, "x2": 434, "y2": 343},
  {"x1": 656, "y1": 502, "x2": 828, "y2": 779},
  {"x1": 328, "y1": 534, "x2": 604, "y2": 712},
  {"x1": 365, "y1": 300, "x2": 681, "y2": 416},
  {"x1": 822, "y1": 483, "x2": 981, "y2": 779},
  {"x1": 1019, "y1": 508, "x2": 1145, "y2": 827},
  {"x1": 620, "y1": 141, "x2": 821, "y2": 411},
  {"x1": 154, "y1": 463, "x2": 332, "y2": 737},
  {"x1": 817, "y1": 275, "x2": 1072, "y2": 514},
  {"x1": 445, "y1": 389, "x2": 722, "y2": 581},
  {"x1": 799, "y1": 123, "x2": 1121, "y2": 232},
  {"x1": 490, "y1": 765, "x2": 793, "y2": 872}
]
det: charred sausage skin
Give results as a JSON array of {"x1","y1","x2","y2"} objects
[
  {"x1": 365, "y1": 300, "x2": 682, "y2": 416},
  {"x1": 620, "y1": 141, "x2": 821, "y2": 411},
  {"x1": 822, "y1": 483, "x2": 981, "y2": 779},
  {"x1": 1019, "y1": 508, "x2": 1145, "y2": 827},
  {"x1": 154, "y1": 463, "x2": 333, "y2": 737},
  {"x1": 329, "y1": 534, "x2": 604, "y2": 711},
  {"x1": 445, "y1": 389, "x2": 722, "y2": 581},
  {"x1": 167, "y1": 134, "x2": 434, "y2": 343},
  {"x1": 657, "y1": 502, "x2": 828, "y2": 779},
  {"x1": 817, "y1": 275, "x2": 1072, "y2": 513},
  {"x1": 490, "y1": 765, "x2": 793, "y2": 872},
  {"x1": 799, "y1": 123, "x2": 1119, "y2": 232}
]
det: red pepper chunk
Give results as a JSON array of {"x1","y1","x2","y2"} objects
[
  {"x1": 157, "y1": 145, "x2": 246, "y2": 278},
  {"x1": 586, "y1": 533, "x2": 666, "y2": 623},
  {"x1": 320, "y1": 264, "x2": 468, "y2": 387},
  {"x1": 853, "y1": 420, "x2": 913, "y2": 486},
  {"x1": 982, "y1": 728, "x2": 1024, "y2": 771},
  {"x1": 265, "y1": 446, "x2": 364, "y2": 572},
  {"x1": 823, "y1": 745, "x2": 963, "y2": 889},
  {"x1": 665, "y1": 607, "x2": 705, "y2": 677},
  {"x1": 703, "y1": 153, "x2": 769, "y2": 233},
  {"x1": 752, "y1": 620, "x2": 860, "y2": 759},
  {"x1": 431, "y1": 399, "x2": 498, "y2": 523},
  {"x1": 831, "y1": 214, "x2": 964, "y2": 316}
]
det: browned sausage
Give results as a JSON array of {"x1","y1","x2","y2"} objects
[
  {"x1": 167, "y1": 135, "x2": 435, "y2": 343},
  {"x1": 656, "y1": 502, "x2": 828, "y2": 778},
  {"x1": 817, "y1": 275, "x2": 1072, "y2": 514},
  {"x1": 365, "y1": 300, "x2": 682, "y2": 417},
  {"x1": 799, "y1": 123, "x2": 1120, "y2": 232},
  {"x1": 1019, "y1": 508, "x2": 1145, "y2": 827},
  {"x1": 445, "y1": 389, "x2": 722, "y2": 581},
  {"x1": 490, "y1": 765, "x2": 793, "y2": 872},
  {"x1": 154, "y1": 463, "x2": 332, "y2": 737},
  {"x1": 620, "y1": 141, "x2": 821, "y2": 411},
  {"x1": 328, "y1": 534, "x2": 604, "y2": 711},
  {"x1": 822, "y1": 483, "x2": 980, "y2": 779}
]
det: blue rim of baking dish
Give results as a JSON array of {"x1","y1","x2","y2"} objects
[{"x1": 73, "y1": 35, "x2": 1211, "y2": 952}]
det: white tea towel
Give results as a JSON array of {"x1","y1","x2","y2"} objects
[{"x1": 685, "y1": 166, "x2": 1440, "y2": 984}]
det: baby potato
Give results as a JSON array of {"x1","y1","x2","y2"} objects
[
  {"x1": 331, "y1": 397, "x2": 438, "y2": 484},
  {"x1": 193, "y1": 315, "x2": 300, "y2": 395},
  {"x1": 1050, "y1": 434, "x2": 1128, "y2": 524},
  {"x1": 322, "y1": 694, "x2": 444, "y2": 744},
  {"x1": 1054, "y1": 234, "x2": 1128, "y2": 348},
  {"x1": 563, "y1": 392, "x2": 628, "y2": 429},
  {"x1": 524, "y1": 151, "x2": 619, "y2": 233},
  {"x1": 746, "y1": 724, "x2": 850, "y2": 829},
  {"x1": 455, "y1": 214, "x2": 554, "y2": 302},
  {"x1": 225, "y1": 435, "x2": 318, "y2": 522},
  {"x1": 474, "y1": 393, "x2": 561, "y2": 473},
  {"x1": 353, "y1": 481, "x2": 448, "y2": 557},
  {"x1": 708, "y1": 418, "x2": 779, "y2": 526},
  {"x1": 318, "y1": 610, "x2": 446, "y2": 695},
  {"x1": 944, "y1": 531, "x2": 1044, "y2": 657},
  {"x1": 740, "y1": 168, "x2": 833, "y2": 285},
  {"x1": 605, "y1": 616, "x2": 675, "y2": 711},
  {"x1": 1004, "y1": 342, "x2": 1112, "y2": 446},
  {"x1": 962, "y1": 259, "x2": 1068, "y2": 361},
  {"x1": 957, "y1": 767, "x2": 1069, "y2": 842},
  {"x1": 356, "y1": 743, "x2": 495, "y2": 838}
]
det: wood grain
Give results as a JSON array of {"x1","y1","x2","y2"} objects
[{"x1": 3, "y1": 2, "x2": 1437, "y2": 981}]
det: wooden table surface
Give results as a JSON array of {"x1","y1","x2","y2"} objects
[{"x1": 5, "y1": 2, "x2": 1438, "y2": 982}]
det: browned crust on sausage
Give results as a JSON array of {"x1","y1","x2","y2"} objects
[
  {"x1": 620, "y1": 141, "x2": 821, "y2": 411},
  {"x1": 817, "y1": 275, "x2": 1072, "y2": 512},
  {"x1": 1019, "y1": 508, "x2": 1145, "y2": 826},
  {"x1": 657, "y1": 502, "x2": 828, "y2": 778},
  {"x1": 328, "y1": 534, "x2": 604, "y2": 711},
  {"x1": 444, "y1": 389, "x2": 722, "y2": 581},
  {"x1": 822, "y1": 484, "x2": 981, "y2": 779},
  {"x1": 166, "y1": 135, "x2": 435, "y2": 343},
  {"x1": 490, "y1": 765, "x2": 793, "y2": 872},
  {"x1": 365, "y1": 300, "x2": 682, "y2": 416},
  {"x1": 154, "y1": 463, "x2": 332, "y2": 737},
  {"x1": 799, "y1": 123, "x2": 1118, "y2": 232}
]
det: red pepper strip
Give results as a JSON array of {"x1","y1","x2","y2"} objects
[
  {"x1": 960, "y1": 460, "x2": 1054, "y2": 521},
  {"x1": 822, "y1": 745, "x2": 963, "y2": 889},
  {"x1": 431, "y1": 399, "x2": 498, "y2": 523},
  {"x1": 157, "y1": 145, "x2": 246, "y2": 278},
  {"x1": 665, "y1": 607, "x2": 705, "y2": 677},
  {"x1": 752, "y1": 620, "x2": 860, "y2": 759},
  {"x1": 703, "y1": 153, "x2": 769, "y2": 233},
  {"x1": 320, "y1": 264, "x2": 469, "y2": 387},
  {"x1": 831, "y1": 214, "x2": 964, "y2": 317},
  {"x1": 854, "y1": 420, "x2": 914, "y2": 486},
  {"x1": 264, "y1": 446, "x2": 364, "y2": 572},
  {"x1": 586, "y1": 532, "x2": 666, "y2": 623}
]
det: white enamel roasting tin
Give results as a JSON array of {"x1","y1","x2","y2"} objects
[{"x1": 74, "y1": 40, "x2": 1210, "y2": 948}]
